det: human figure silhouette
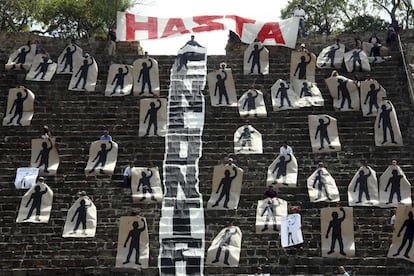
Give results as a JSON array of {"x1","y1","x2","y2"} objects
[
  {"x1": 111, "y1": 66, "x2": 129, "y2": 95},
  {"x1": 35, "y1": 139, "x2": 53, "y2": 173},
  {"x1": 287, "y1": 215, "x2": 297, "y2": 245},
  {"x1": 349, "y1": 49, "x2": 363, "y2": 72},
  {"x1": 212, "y1": 167, "x2": 238, "y2": 208},
  {"x1": 137, "y1": 59, "x2": 153, "y2": 95},
  {"x1": 33, "y1": 56, "x2": 51, "y2": 80},
  {"x1": 72, "y1": 58, "x2": 94, "y2": 89},
  {"x1": 60, "y1": 45, "x2": 77, "y2": 72},
  {"x1": 123, "y1": 218, "x2": 146, "y2": 265},
  {"x1": 385, "y1": 169, "x2": 403, "y2": 204},
  {"x1": 71, "y1": 198, "x2": 92, "y2": 234},
  {"x1": 137, "y1": 169, "x2": 156, "y2": 201},
  {"x1": 261, "y1": 199, "x2": 278, "y2": 231},
  {"x1": 24, "y1": 185, "x2": 48, "y2": 221},
  {"x1": 337, "y1": 79, "x2": 353, "y2": 109},
  {"x1": 315, "y1": 117, "x2": 335, "y2": 150},
  {"x1": 312, "y1": 167, "x2": 332, "y2": 200},
  {"x1": 214, "y1": 71, "x2": 229, "y2": 105},
  {"x1": 7, "y1": 89, "x2": 29, "y2": 126},
  {"x1": 364, "y1": 83, "x2": 381, "y2": 115},
  {"x1": 272, "y1": 154, "x2": 292, "y2": 185},
  {"x1": 294, "y1": 53, "x2": 311, "y2": 79},
  {"x1": 325, "y1": 207, "x2": 346, "y2": 255},
  {"x1": 276, "y1": 82, "x2": 292, "y2": 107},
  {"x1": 393, "y1": 211, "x2": 414, "y2": 258},
  {"x1": 242, "y1": 90, "x2": 259, "y2": 115},
  {"x1": 353, "y1": 169, "x2": 372, "y2": 203},
  {"x1": 89, "y1": 141, "x2": 113, "y2": 174},
  {"x1": 299, "y1": 82, "x2": 313, "y2": 98},
  {"x1": 248, "y1": 44, "x2": 264, "y2": 74},
  {"x1": 237, "y1": 126, "x2": 254, "y2": 152},
  {"x1": 12, "y1": 46, "x2": 30, "y2": 69},
  {"x1": 321, "y1": 44, "x2": 340, "y2": 67},
  {"x1": 211, "y1": 225, "x2": 239, "y2": 265},
  {"x1": 378, "y1": 103, "x2": 397, "y2": 144},
  {"x1": 144, "y1": 99, "x2": 162, "y2": 136}
]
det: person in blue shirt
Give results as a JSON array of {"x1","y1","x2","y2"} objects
[{"x1": 100, "y1": 130, "x2": 112, "y2": 141}]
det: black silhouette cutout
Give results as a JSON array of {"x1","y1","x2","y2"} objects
[
  {"x1": 385, "y1": 169, "x2": 403, "y2": 204},
  {"x1": 137, "y1": 169, "x2": 156, "y2": 201},
  {"x1": 276, "y1": 82, "x2": 292, "y2": 107},
  {"x1": 337, "y1": 79, "x2": 353, "y2": 109},
  {"x1": 378, "y1": 103, "x2": 397, "y2": 144},
  {"x1": 364, "y1": 83, "x2": 381, "y2": 115},
  {"x1": 272, "y1": 154, "x2": 292, "y2": 186},
  {"x1": 248, "y1": 44, "x2": 264, "y2": 74},
  {"x1": 89, "y1": 141, "x2": 113, "y2": 174},
  {"x1": 71, "y1": 198, "x2": 92, "y2": 234},
  {"x1": 237, "y1": 126, "x2": 255, "y2": 152},
  {"x1": 72, "y1": 58, "x2": 94, "y2": 90},
  {"x1": 313, "y1": 167, "x2": 332, "y2": 200},
  {"x1": 353, "y1": 169, "x2": 371, "y2": 203},
  {"x1": 123, "y1": 218, "x2": 146, "y2": 265},
  {"x1": 294, "y1": 53, "x2": 311, "y2": 79},
  {"x1": 111, "y1": 66, "x2": 129, "y2": 95},
  {"x1": 24, "y1": 185, "x2": 48, "y2": 221},
  {"x1": 393, "y1": 211, "x2": 414, "y2": 258},
  {"x1": 299, "y1": 82, "x2": 313, "y2": 98},
  {"x1": 12, "y1": 46, "x2": 30, "y2": 70},
  {"x1": 211, "y1": 225, "x2": 239, "y2": 265},
  {"x1": 242, "y1": 90, "x2": 258, "y2": 115},
  {"x1": 214, "y1": 71, "x2": 229, "y2": 105},
  {"x1": 321, "y1": 45, "x2": 340, "y2": 67},
  {"x1": 315, "y1": 116, "x2": 335, "y2": 150},
  {"x1": 212, "y1": 167, "x2": 238, "y2": 208},
  {"x1": 35, "y1": 139, "x2": 53, "y2": 173},
  {"x1": 261, "y1": 199, "x2": 278, "y2": 231},
  {"x1": 138, "y1": 59, "x2": 153, "y2": 95},
  {"x1": 348, "y1": 49, "x2": 363, "y2": 72},
  {"x1": 7, "y1": 88, "x2": 29, "y2": 126},
  {"x1": 325, "y1": 207, "x2": 346, "y2": 256},
  {"x1": 33, "y1": 56, "x2": 51, "y2": 80},
  {"x1": 144, "y1": 99, "x2": 162, "y2": 136},
  {"x1": 60, "y1": 45, "x2": 77, "y2": 72}
]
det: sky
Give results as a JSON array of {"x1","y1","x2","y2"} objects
[{"x1": 128, "y1": 0, "x2": 290, "y2": 55}]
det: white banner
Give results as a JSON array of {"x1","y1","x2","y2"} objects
[{"x1": 117, "y1": 12, "x2": 299, "y2": 48}]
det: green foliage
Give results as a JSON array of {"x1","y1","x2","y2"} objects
[
  {"x1": 343, "y1": 15, "x2": 388, "y2": 33},
  {"x1": 0, "y1": 0, "x2": 37, "y2": 32}
]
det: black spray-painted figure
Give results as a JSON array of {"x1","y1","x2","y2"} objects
[
  {"x1": 353, "y1": 169, "x2": 372, "y2": 203},
  {"x1": 35, "y1": 139, "x2": 53, "y2": 173},
  {"x1": 212, "y1": 227, "x2": 239, "y2": 265},
  {"x1": 214, "y1": 71, "x2": 229, "y2": 105},
  {"x1": 337, "y1": 79, "x2": 353, "y2": 109},
  {"x1": 393, "y1": 211, "x2": 414, "y2": 258},
  {"x1": 237, "y1": 127, "x2": 255, "y2": 152},
  {"x1": 287, "y1": 215, "x2": 297, "y2": 245},
  {"x1": 7, "y1": 89, "x2": 29, "y2": 126},
  {"x1": 364, "y1": 83, "x2": 381, "y2": 115},
  {"x1": 299, "y1": 82, "x2": 313, "y2": 98},
  {"x1": 12, "y1": 46, "x2": 30, "y2": 69},
  {"x1": 261, "y1": 200, "x2": 278, "y2": 231},
  {"x1": 385, "y1": 169, "x2": 403, "y2": 204},
  {"x1": 34, "y1": 56, "x2": 51, "y2": 80},
  {"x1": 71, "y1": 199, "x2": 92, "y2": 234},
  {"x1": 123, "y1": 218, "x2": 146, "y2": 265},
  {"x1": 272, "y1": 154, "x2": 292, "y2": 185},
  {"x1": 111, "y1": 66, "x2": 129, "y2": 95},
  {"x1": 349, "y1": 49, "x2": 363, "y2": 72},
  {"x1": 137, "y1": 170, "x2": 156, "y2": 201},
  {"x1": 144, "y1": 99, "x2": 162, "y2": 136},
  {"x1": 378, "y1": 104, "x2": 397, "y2": 144},
  {"x1": 315, "y1": 117, "x2": 335, "y2": 150},
  {"x1": 321, "y1": 44, "x2": 340, "y2": 67},
  {"x1": 276, "y1": 82, "x2": 292, "y2": 107},
  {"x1": 294, "y1": 53, "x2": 311, "y2": 79},
  {"x1": 24, "y1": 185, "x2": 48, "y2": 221},
  {"x1": 248, "y1": 44, "x2": 264, "y2": 74},
  {"x1": 89, "y1": 141, "x2": 113, "y2": 174},
  {"x1": 138, "y1": 59, "x2": 153, "y2": 95},
  {"x1": 72, "y1": 58, "x2": 94, "y2": 90},
  {"x1": 213, "y1": 167, "x2": 238, "y2": 208},
  {"x1": 60, "y1": 45, "x2": 77, "y2": 72},
  {"x1": 242, "y1": 90, "x2": 258, "y2": 113},
  {"x1": 313, "y1": 169, "x2": 332, "y2": 200},
  {"x1": 326, "y1": 207, "x2": 346, "y2": 256}
]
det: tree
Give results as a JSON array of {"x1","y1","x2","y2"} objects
[
  {"x1": 0, "y1": 0, "x2": 37, "y2": 32},
  {"x1": 372, "y1": 0, "x2": 413, "y2": 29},
  {"x1": 343, "y1": 15, "x2": 388, "y2": 34}
]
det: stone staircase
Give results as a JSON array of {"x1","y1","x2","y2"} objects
[{"x1": 0, "y1": 31, "x2": 413, "y2": 275}]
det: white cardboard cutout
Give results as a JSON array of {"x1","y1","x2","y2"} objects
[
  {"x1": 308, "y1": 115, "x2": 341, "y2": 153},
  {"x1": 255, "y1": 198, "x2": 287, "y2": 233},
  {"x1": 307, "y1": 167, "x2": 340, "y2": 202},
  {"x1": 344, "y1": 48, "x2": 371, "y2": 73},
  {"x1": 56, "y1": 43, "x2": 83, "y2": 74},
  {"x1": 243, "y1": 42, "x2": 269, "y2": 75},
  {"x1": 238, "y1": 89, "x2": 267, "y2": 118},
  {"x1": 207, "y1": 68, "x2": 238, "y2": 107},
  {"x1": 360, "y1": 79, "x2": 387, "y2": 117},
  {"x1": 347, "y1": 166, "x2": 379, "y2": 206},
  {"x1": 281, "y1": 213, "x2": 304, "y2": 247},
  {"x1": 68, "y1": 55, "x2": 98, "y2": 91},
  {"x1": 387, "y1": 205, "x2": 414, "y2": 262},
  {"x1": 30, "y1": 138, "x2": 59, "y2": 176},
  {"x1": 2, "y1": 87, "x2": 35, "y2": 126},
  {"x1": 25, "y1": 54, "x2": 57, "y2": 81},
  {"x1": 374, "y1": 100, "x2": 403, "y2": 146},
  {"x1": 234, "y1": 124, "x2": 263, "y2": 154},
  {"x1": 16, "y1": 181, "x2": 53, "y2": 223},
  {"x1": 5, "y1": 44, "x2": 36, "y2": 71},
  {"x1": 105, "y1": 64, "x2": 133, "y2": 96},
  {"x1": 266, "y1": 153, "x2": 298, "y2": 188},
  {"x1": 379, "y1": 165, "x2": 411, "y2": 208},
  {"x1": 62, "y1": 195, "x2": 97, "y2": 237},
  {"x1": 139, "y1": 98, "x2": 167, "y2": 137},
  {"x1": 85, "y1": 140, "x2": 118, "y2": 176},
  {"x1": 206, "y1": 226, "x2": 242, "y2": 267},
  {"x1": 325, "y1": 74, "x2": 360, "y2": 111},
  {"x1": 292, "y1": 79, "x2": 324, "y2": 107},
  {"x1": 316, "y1": 43, "x2": 345, "y2": 69},
  {"x1": 133, "y1": 57, "x2": 160, "y2": 96},
  {"x1": 14, "y1": 167, "x2": 39, "y2": 189},
  {"x1": 131, "y1": 167, "x2": 164, "y2": 203},
  {"x1": 271, "y1": 79, "x2": 299, "y2": 111},
  {"x1": 290, "y1": 51, "x2": 317, "y2": 82}
]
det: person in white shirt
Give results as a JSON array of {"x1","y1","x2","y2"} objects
[
  {"x1": 279, "y1": 142, "x2": 293, "y2": 155},
  {"x1": 123, "y1": 161, "x2": 134, "y2": 188},
  {"x1": 293, "y1": 5, "x2": 306, "y2": 37}
]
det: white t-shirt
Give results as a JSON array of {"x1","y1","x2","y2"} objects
[
  {"x1": 294, "y1": 8, "x2": 305, "y2": 19},
  {"x1": 123, "y1": 166, "x2": 132, "y2": 177},
  {"x1": 390, "y1": 214, "x2": 396, "y2": 225},
  {"x1": 280, "y1": 146, "x2": 293, "y2": 155}
]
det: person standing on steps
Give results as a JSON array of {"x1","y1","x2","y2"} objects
[
  {"x1": 100, "y1": 130, "x2": 112, "y2": 141},
  {"x1": 293, "y1": 5, "x2": 306, "y2": 37},
  {"x1": 123, "y1": 161, "x2": 135, "y2": 188},
  {"x1": 338, "y1": 266, "x2": 350, "y2": 276},
  {"x1": 263, "y1": 185, "x2": 278, "y2": 199},
  {"x1": 107, "y1": 27, "x2": 117, "y2": 56},
  {"x1": 279, "y1": 141, "x2": 293, "y2": 155}
]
